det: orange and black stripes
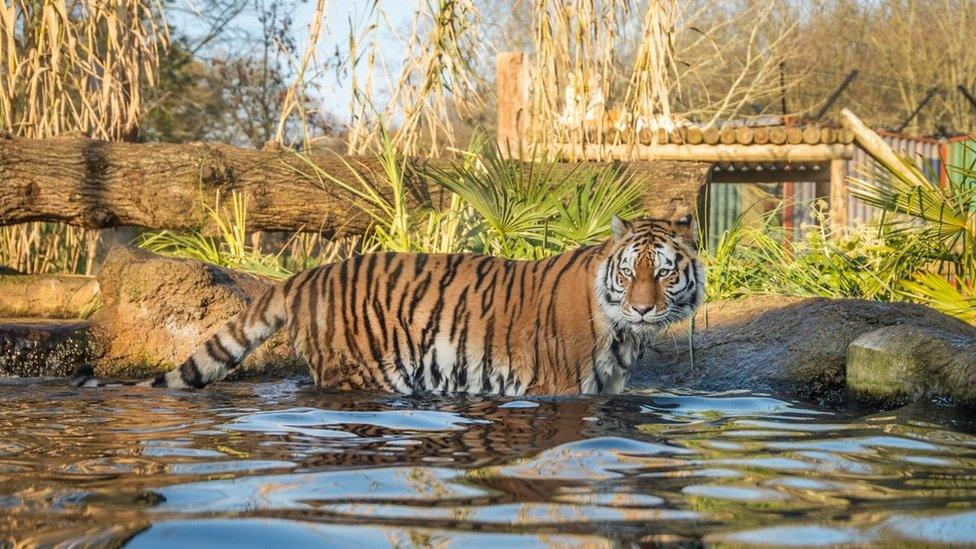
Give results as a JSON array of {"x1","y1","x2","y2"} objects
[{"x1": 132, "y1": 216, "x2": 704, "y2": 395}]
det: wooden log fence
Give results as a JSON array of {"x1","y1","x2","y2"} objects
[{"x1": 494, "y1": 52, "x2": 858, "y2": 233}]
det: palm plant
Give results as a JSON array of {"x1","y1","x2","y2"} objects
[
  {"x1": 425, "y1": 142, "x2": 569, "y2": 258},
  {"x1": 423, "y1": 139, "x2": 643, "y2": 259},
  {"x1": 551, "y1": 164, "x2": 644, "y2": 246},
  {"x1": 849, "y1": 148, "x2": 976, "y2": 322}
]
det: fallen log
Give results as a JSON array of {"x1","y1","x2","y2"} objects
[{"x1": 0, "y1": 136, "x2": 710, "y2": 236}]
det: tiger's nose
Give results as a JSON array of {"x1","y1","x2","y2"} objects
[{"x1": 632, "y1": 305, "x2": 654, "y2": 316}]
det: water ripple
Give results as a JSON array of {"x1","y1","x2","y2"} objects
[{"x1": 1, "y1": 380, "x2": 975, "y2": 546}]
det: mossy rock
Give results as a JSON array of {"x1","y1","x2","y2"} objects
[
  {"x1": 633, "y1": 296, "x2": 976, "y2": 407},
  {"x1": 848, "y1": 325, "x2": 976, "y2": 407},
  {"x1": 0, "y1": 274, "x2": 99, "y2": 318},
  {"x1": 0, "y1": 319, "x2": 95, "y2": 377}
]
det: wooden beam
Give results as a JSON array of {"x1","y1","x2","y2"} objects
[
  {"x1": 496, "y1": 52, "x2": 532, "y2": 157},
  {"x1": 710, "y1": 164, "x2": 831, "y2": 184},
  {"x1": 840, "y1": 108, "x2": 927, "y2": 186},
  {"x1": 558, "y1": 143, "x2": 853, "y2": 163}
]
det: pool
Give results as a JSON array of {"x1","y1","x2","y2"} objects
[{"x1": 1, "y1": 378, "x2": 975, "y2": 546}]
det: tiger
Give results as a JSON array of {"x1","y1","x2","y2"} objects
[{"x1": 103, "y1": 214, "x2": 703, "y2": 396}]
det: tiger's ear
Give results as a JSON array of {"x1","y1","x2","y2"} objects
[
  {"x1": 611, "y1": 215, "x2": 631, "y2": 240},
  {"x1": 671, "y1": 213, "x2": 697, "y2": 244}
]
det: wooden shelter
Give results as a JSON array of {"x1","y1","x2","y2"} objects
[{"x1": 496, "y1": 52, "x2": 857, "y2": 233}]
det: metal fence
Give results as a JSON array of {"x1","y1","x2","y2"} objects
[
  {"x1": 947, "y1": 138, "x2": 976, "y2": 186},
  {"x1": 706, "y1": 132, "x2": 972, "y2": 247}
]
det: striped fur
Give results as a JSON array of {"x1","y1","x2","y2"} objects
[{"x1": 142, "y1": 215, "x2": 704, "y2": 395}]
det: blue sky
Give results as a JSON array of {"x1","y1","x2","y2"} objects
[
  {"x1": 297, "y1": 1, "x2": 417, "y2": 119},
  {"x1": 170, "y1": 0, "x2": 420, "y2": 121}
]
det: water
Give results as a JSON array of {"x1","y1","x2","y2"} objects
[{"x1": 1, "y1": 379, "x2": 976, "y2": 547}]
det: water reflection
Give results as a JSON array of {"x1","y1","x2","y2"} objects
[{"x1": 0, "y1": 380, "x2": 975, "y2": 546}]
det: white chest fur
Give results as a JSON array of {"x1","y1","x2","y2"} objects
[{"x1": 584, "y1": 328, "x2": 650, "y2": 394}]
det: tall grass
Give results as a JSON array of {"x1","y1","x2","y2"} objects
[
  {"x1": 140, "y1": 191, "x2": 292, "y2": 279},
  {"x1": 424, "y1": 140, "x2": 643, "y2": 258},
  {"x1": 705, "y1": 194, "x2": 975, "y2": 324},
  {"x1": 705, "y1": 209, "x2": 932, "y2": 302},
  {"x1": 0, "y1": 223, "x2": 98, "y2": 274},
  {"x1": 0, "y1": 0, "x2": 166, "y2": 274}
]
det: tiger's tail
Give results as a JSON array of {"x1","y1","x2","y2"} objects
[
  {"x1": 135, "y1": 281, "x2": 289, "y2": 389},
  {"x1": 72, "y1": 281, "x2": 289, "y2": 389},
  {"x1": 137, "y1": 281, "x2": 288, "y2": 389}
]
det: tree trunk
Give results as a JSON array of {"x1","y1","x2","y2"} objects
[{"x1": 0, "y1": 136, "x2": 709, "y2": 236}]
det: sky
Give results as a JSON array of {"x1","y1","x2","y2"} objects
[
  {"x1": 170, "y1": 0, "x2": 420, "y2": 122},
  {"x1": 298, "y1": 0, "x2": 418, "y2": 119}
]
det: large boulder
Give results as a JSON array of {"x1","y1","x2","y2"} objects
[
  {"x1": 632, "y1": 296, "x2": 976, "y2": 406},
  {"x1": 90, "y1": 245, "x2": 303, "y2": 379},
  {"x1": 847, "y1": 325, "x2": 976, "y2": 406}
]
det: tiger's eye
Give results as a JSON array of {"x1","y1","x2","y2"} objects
[
  {"x1": 620, "y1": 267, "x2": 634, "y2": 278},
  {"x1": 656, "y1": 268, "x2": 673, "y2": 279}
]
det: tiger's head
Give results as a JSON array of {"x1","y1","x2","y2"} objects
[{"x1": 596, "y1": 214, "x2": 705, "y2": 332}]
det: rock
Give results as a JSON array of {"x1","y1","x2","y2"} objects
[
  {"x1": 0, "y1": 319, "x2": 94, "y2": 377},
  {"x1": 0, "y1": 274, "x2": 99, "y2": 318},
  {"x1": 90, "y1": 245, "x2": 303, "y2": 379},
  {"x1": 847, "y1": 325, "x2": 976, "y2": 406},
  {"x1": 631, "y1": 296, "x2": 976, "y2": 406}
]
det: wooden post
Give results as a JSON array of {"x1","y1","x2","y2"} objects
[
  {"x1": 829, "y1": 158, "x2": 849, "y2": 233},
  {"x1": 782, "y1": 180, "x2": 795, "y2": 245},
  {"x1": 840, "y1": 108, "x2": 924, "y2": 186},
  {"x1": 939, "y1": 141, "x2": 949, "y2": 189},
  {"x1": 496, "y1": 52, "x2": 532, "y2": 158}
]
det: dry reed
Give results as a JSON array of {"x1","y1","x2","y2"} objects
[
  {"x1": 274, "y1": 0, "x2": 328, "y2": 150},
  {"x1": 341, "y1": 0, "x2": 801, "y2": 159},
  {"x1": 0, "y1": 0, "x2": 166, "y2": 274},
  {"x1": 346, "y1": 0, "x2": 488, "y2": 156}
]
